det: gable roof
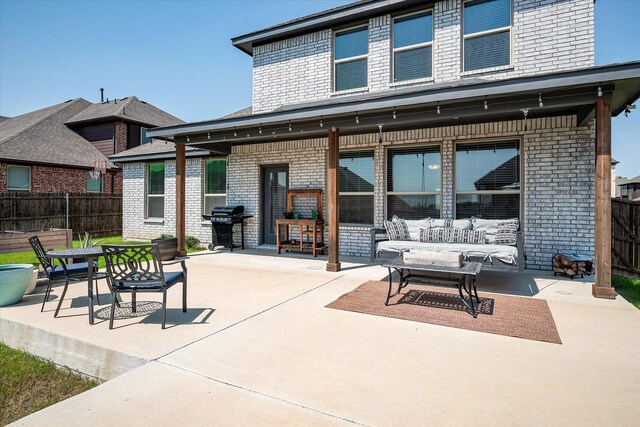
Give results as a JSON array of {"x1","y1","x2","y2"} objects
[
  {"x1": 0, "y1": 116, "x2": 9, "y2": 123},
  {"x1": 232, "y1": 0, "x2": 427, "y2": 55},
  {"x1": 0, "y1": 98, "x2": 115, "y2": 169},
  {"x1": 65, "y1": 96, "x2": 184, "y2": 127}
]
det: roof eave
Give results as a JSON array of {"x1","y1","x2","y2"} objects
[
  {"x1": 147, "y1": 61, "x2": 640, "y2": 140},
  {"x1": 109, "y1": 149, "x2": 212, "y2": 164},
  {"x1": 231, "y1": 0, "x2": 427, "y2": 56}
]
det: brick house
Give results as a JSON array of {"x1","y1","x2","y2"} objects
[
  {"x1": 115, "y1": 0, "x2": 640, "y2": 297},
  {"x1": 0, "y1": 96, "x2": 183, "y2": 193}
]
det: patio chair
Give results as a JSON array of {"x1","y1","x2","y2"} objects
[
  {"x1": 101, "y1": 244, "x2": 187, "y2": 329},
  {"x1": 28, "y1": 235, "x2": 100, "y2": 316}
]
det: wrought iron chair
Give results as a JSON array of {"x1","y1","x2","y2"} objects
[
  {"x1": 101, "y1": 244, "x2": 187, "y2": 329},
  {"x1": 28, "y1": 235, "x2": 100, "y2": 316}
]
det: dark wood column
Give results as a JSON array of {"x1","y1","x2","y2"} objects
[
  {"x1": 327, "y1": 127, "x2": 341, "y2": 272},
  {"x1": 593, "y1": 99, "x2": 614, "y2": 299},
  {"x1": 176, "y1": 143, "x2": 187, "y2": 257}
]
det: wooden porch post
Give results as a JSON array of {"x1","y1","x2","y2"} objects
[
  {"x1": 593, "y1": 99, "x2": 614, "y2": 299},
  {"x1": 176, "y1": 143, "x2": 187, "y2": 257},
  {"x1": 327, "y1": 127, "x2": 341, "y2": 272}
]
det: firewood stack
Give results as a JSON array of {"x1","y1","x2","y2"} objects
[{"x1": 552, "y1": 253, "x2": 593, "y2": 279}]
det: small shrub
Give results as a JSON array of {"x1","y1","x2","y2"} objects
[
  {"x1": 185, "y1": 235, "x2": 200, "y2": 249},
  {"x1": 159, "y1": 233, "x2": 175, "y2": 239}
]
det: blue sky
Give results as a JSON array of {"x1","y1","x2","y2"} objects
[{"x1": 0, "y1": 0, "x2": 638, "y2": 177}]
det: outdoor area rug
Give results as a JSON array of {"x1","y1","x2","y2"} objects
[{"x1": 326, "y1": 281, "x2": 562, "y2": 344}]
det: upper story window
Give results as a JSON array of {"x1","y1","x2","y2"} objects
[
  {"x1": 455, "y1": 140, "x2": 520, "y2": 219},
  {"x1": 204, "y1": 158, "x2": 227, "y2": 213},
  {"x1": 393, "y1": 11, "x2": 433, "y2": 82},
  {"x1": 7, "y1": 165, "x2": 30, "y2": 191},
  {"x1": 339, "y1": 151, "x2": 374, "y2": 224},
  {"x1": 147, "y1": 163, "x2": 165, "y2": 218},
  {"x1": 334, "y1": 26, "x2": 368, "y2": 91},
  {"x1": 463, "y1": 0, "x2": 511, "y2": 72},
  {"x1": 387, "y1": 145, "x2": 441, "y2": 219}
]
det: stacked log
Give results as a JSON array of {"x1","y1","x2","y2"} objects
[{"x1": 552, "y1": 253, "x2": 593, "y2": 278}]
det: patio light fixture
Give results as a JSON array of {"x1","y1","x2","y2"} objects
[
  {"x1": 259, "y1": 125, "x2": 262, "y2": 135},
  {"x1": 393, "y1": 108, "x2": 397, "y2": 120},
  {"x1": 207, "y1": 132, "x2": 211, "y2": 140},
  {"x1": 538, "y1": 92, "x2": 544, "y2": 108},
  {"x1": 288, "y1": 121, "x2": 292, "y2": 132},
  {"x1": 484, "y1": 100, "x2": 489, "y2": 110},
  {"x1": 437, "y1": 103, "x2": 441, "y2": 115},
  {"x1": 320, "y1": 116, "x2": 323, "y2": 128},
  {"x1": 234, "y1": 127, "x2": 237, "y2": 137},
  {"x1": 356, "y1": 112, "x2": 360, "y2": 124},
  {"x1": 597, "y1": 86, "x2": 603, "y2": 97},
  {"x1": 186, "y1": 135, "x2": 190, "y2": 142}
]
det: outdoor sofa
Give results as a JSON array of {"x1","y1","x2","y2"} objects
[{"x1": 370, "y1": 217, "x2": 525, "y2": 272}]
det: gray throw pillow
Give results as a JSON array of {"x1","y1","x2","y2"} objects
[{"x1": 494, "y1": 220, "x2": 519, "y2": 245}]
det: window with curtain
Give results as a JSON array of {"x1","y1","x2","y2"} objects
[
  {"x1": 334, "y1": 26, "x2": 368, "y2": 91},
  {"x1": 455, "y1": 140, "x2": 520, "y2": 219},
  {"x1": 339, "y1": 151, "x2": 374, "y2": 224},
  {"x1": 387, "y1": 145, "x2": 441, "y2": 219},
  {"x1": 7, "y1": 165, "x2": 30, "y2": 191},
  {"x1": 463, "y1": 0, "x2": 511, "y2": 72},
  {"x1": 393, "y1": 11, "x2": 433, "y2": 82},
  {"x1": 86, "y1": 172, "x2": 103, "y2": 193},
  {"x1": 204, "y1": 158, "x2": 227, "y2": 213},
  {"x1": 147, "y1": 163, "x2": 165, "y2": 218}
]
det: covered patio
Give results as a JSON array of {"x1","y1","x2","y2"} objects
[
  {"x1": 148, "y1": 61, "x2": 640, "y2": 300},
  {"x1": 1, "y1": 250, "x2": 639, "y2": 425}
]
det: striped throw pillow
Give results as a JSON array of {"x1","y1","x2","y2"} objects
[
  {"x1": 419, "y1": 227, "x2": 449, "y2": 243},
  {"x1": 494, "y1": 220, "x2": 519, "y2": 245},
  {"x1": 448, "y1": 228, "x2": 486, "y2": 244}
]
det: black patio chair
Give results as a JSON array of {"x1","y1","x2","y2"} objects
[
  {"x1": 28, "y1": 235, "x2": 101, "y2": 316},
  {"x1": 101, "y1": 244, "x2": 187, "y2": 329}
]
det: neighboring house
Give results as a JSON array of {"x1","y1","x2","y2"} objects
[
  {"x1": 115, "y1": 0, "x2": 640, "y2": 281},
  {"x1": 618, "y1": 175, "x2": 640, "y2": 201},
  {"x1": 0, "y1": 96, "x2": 183, "y2": 193},
  {"x1": 611, "y1": 158, "x2": 619, "y2": 198}
]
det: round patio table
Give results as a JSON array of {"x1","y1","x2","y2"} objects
[{"x1": 46, "y1": 247, "x2": 104, "y2": 325}]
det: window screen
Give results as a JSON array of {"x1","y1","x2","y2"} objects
[
  {"x1": 455, "y1": 140, "x2": 520, "y2": 219},
  {"x1": 334, "y1": 27, "x2": 368, "y2": 91},
  {"x1": 339, "y1": 151, "x2": 374, "y2": 224},
  {"x1": 393, "y1": 12, "x2": 433, "y2": 82},
  {"x1": 463, "y1": 0, "x2": 511, "y2": 72},
  {"x1": 147, "y1": 163, "x2": 165, "y2": 218},
  {"x1": 204, "y1": 158, "x2": 227, "y2": 213},
  {"x1": 7, "y1": 165, "x2": 30, "y2": 191},
  {"x1": 86, "y1": 172, "x2": 102, "y2": 193},
  {"x1": 387, "y1": 145, "x2": 441, "y2": 219}
]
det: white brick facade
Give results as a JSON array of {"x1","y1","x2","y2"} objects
[
  {"x1": 123, "y1": 115, "x2": 595, "y2": 270},
  {"x1": 252, "y1": 0, "x2": 594, "y2": 113}
]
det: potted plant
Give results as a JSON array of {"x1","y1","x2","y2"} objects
[
  {"x1": 283, "y1": 207, "x2": 295, "y2": 219},
  {"x1": 151, "y1": 233, "x2": 178, "y2": 261},
  {"x1": 73, "y1": 232, "x2": 102, "y2": 263}
]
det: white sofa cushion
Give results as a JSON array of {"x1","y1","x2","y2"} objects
[
  {"x1": 376, "y1": 240, "x2": 517, "y2": 265},
  {"x1": 430, "y1": 218, "x2": 472, "y2": 230},
  {"x1": 472, "y1": 217, "x2": 519, "y2": 244}
]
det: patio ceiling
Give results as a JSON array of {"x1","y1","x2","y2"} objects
[{"x1": 146, "y1": 61, "x2": 640, "y2": 154}]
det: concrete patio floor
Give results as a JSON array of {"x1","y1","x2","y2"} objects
[{"x1": 1, "y1": 249, "x2": 639, "y2": 426}]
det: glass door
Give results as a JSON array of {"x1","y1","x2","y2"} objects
[{"x1": 261, "y1": 165, "x2": 289, "y2": 245}]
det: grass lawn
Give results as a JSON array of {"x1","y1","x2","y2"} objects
[
  {"x1": 613, "y1": 275, "x2": 640, "y2": 309},
  {"x1": 0, "y1": 235, "x2": 202, "y2": 268},
  {"x1": 0, "y1": 343, "x2": 99, "y2": 425}
]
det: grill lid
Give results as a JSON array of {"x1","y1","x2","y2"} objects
[{"x1": 211, "y1": 205, "x2": 245, "y2": 216}]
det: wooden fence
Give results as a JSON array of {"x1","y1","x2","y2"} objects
[
  {"x1": 0, "y1": 192, "x2": 122, "y2": 238},
  {"x1": 612, "y1": 198, "x2": 640, "y2": 278}
]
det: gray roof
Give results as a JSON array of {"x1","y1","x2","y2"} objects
[
  {"x1": 232, "y1": 0, "x2": 426, "y2": 55},
  {"x1": 619, "y1": 175, "x2": 640, "y2": 185},
  {"x1": 109, "y1": 140, "x2": 211, "y2": 163},
  {"x1": 0, "y1": 116, "x2": 9, "y2": 123},
  {"x1": 218, "y1": 106, "x2": 253, "y2": 120},
  {"x1": 0, "y1": 98, "x2": 115, "y2": 169},
  {"x1": 66, "y1": 96, "x2": 184, "y2": 127}
]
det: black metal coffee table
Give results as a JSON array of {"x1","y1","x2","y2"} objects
[{"x1": 382, "y1": 257, "x2": 483, "y2": 317}]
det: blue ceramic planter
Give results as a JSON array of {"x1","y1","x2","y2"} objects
[{"x1": 0, "y1": 264, "x2": 33, "y2": 306}]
